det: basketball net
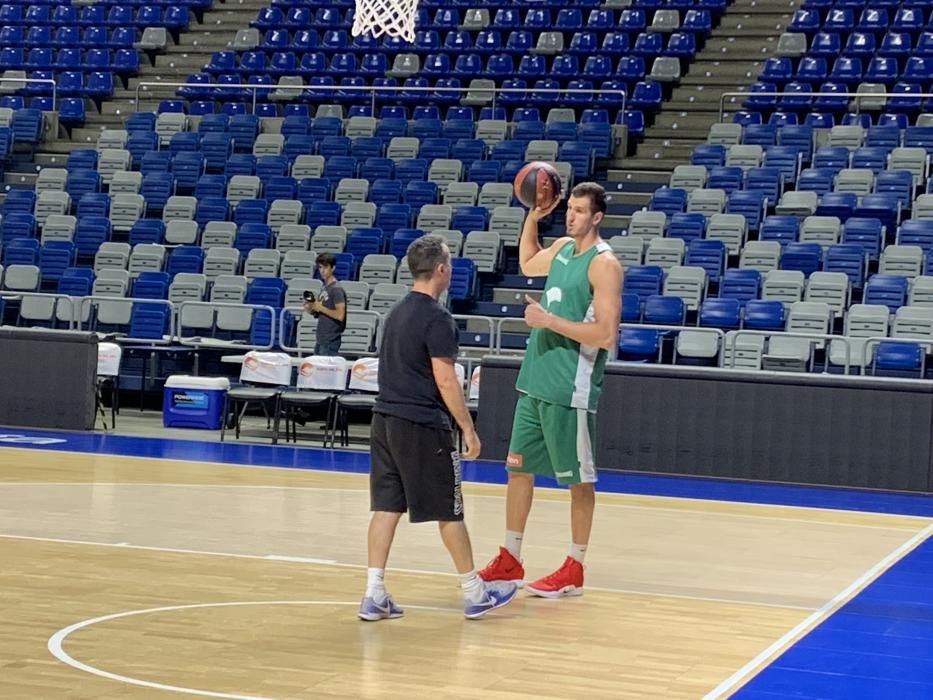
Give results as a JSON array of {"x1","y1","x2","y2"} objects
[{"x1": 352, "y1": 0, "x2": 418, "y2": 43}]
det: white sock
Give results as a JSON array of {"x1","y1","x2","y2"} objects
[
  {"x1": 365, "y1": 567, "x2": 386, "y2": 599},
  {"x1": 569, "y1": 543, "x2": 587, "y2": 564},
  {"x1": 459, "y1": 570, "x2": 486, "y2": 603},
  {"x1": 504, "y1": 529, "x2": 524, "y2": 559}
]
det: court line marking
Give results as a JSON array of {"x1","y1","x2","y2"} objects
[
  {"x1": 2, "y1": 443, "x2": 931, "y2": 521},
  {"x1": 0, "y1": 481, "x2": 925, "y2": 531},
  {"x1": 48, "y1": 600, "x2": 459, "y2": 700},
  {"x1": 0, "y1": 532, "x2": 816, "y2": 611},
  {"x1": 703, "y1": 521, "x2": 933, "y2": 699}
]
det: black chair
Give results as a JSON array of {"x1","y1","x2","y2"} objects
[
  {"x1": 330, "y1": 357, "x2": 379, "y2": 447},
  {"x1": 272, "y1": 355, "x2": 351, "y2": 445},
  {"x1": 220, "y1": 353, "x2": 292, "y2": 440}
]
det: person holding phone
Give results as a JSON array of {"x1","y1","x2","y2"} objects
[{"x1": 304, "y1": 252, "x2": 347, "y2": 356}]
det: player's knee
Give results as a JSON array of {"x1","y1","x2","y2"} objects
[{"x1": 569, "y1": 482, "x2": 595, "y2": 498}]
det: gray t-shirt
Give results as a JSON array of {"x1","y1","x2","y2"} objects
[{"x1": 316, "y1": 280, "x2": 346, "y2": 343}]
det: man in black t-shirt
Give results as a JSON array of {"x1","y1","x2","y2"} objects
[
  {"x1": 304, "y1": 252, "x2": 346, "y2": 356},
  {"x1": 358, "y1": 234, "x2": 518, "y2": 622}
]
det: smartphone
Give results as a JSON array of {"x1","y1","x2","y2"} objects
[{"x1": 303, "y1": 290, "x2": 316, "y2": 302}]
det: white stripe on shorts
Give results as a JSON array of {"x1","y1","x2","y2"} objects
[{"x1": 575, "y1": 409, "x2": 597, "y2": 484}]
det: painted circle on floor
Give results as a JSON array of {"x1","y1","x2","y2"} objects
[{"x1": 48, "y1": 599, "x2": 458, "y2": 700}]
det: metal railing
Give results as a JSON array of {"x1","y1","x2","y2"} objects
[
  {"x1": 862, "y1": 335, "x2": 933, "y2": 376},
  {"x1": 134, "y1": 80, "x2": 626, "y2": 117},
  {"x1": 0, "y1": 291, "x2": 78, "y2": 328},
  {"x1": 453, "y1": 313, "x2": 495, "y2": 355},
  {"x1": 0, "y1": 76, "x2": 57, "y2": 110},
  {"x1": 277, "y1": 305, "x2": 381, "y2": 356},
  {"x1": 621, "y1": 322, "x2": 726, "y2": 365},
  {"x1": 717, "y1": 89, "x2": 919, "y2": 122},
  {"x1": 175, "y1": 300, "x2": 277, "y2": 351},
  {"x1": 75, "y1": 295, "x2": 176, "y2": 344},
  {"x1": 730, "y1": 330, "x2": 853, "y2": 374}
]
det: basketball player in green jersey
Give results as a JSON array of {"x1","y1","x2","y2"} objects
[{"x1": 479, "y1": 182, "x2": 622, "y2": 598}]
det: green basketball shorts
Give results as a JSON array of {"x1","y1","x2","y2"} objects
[{"x1": 505, "y1": 394, "x2": 598, "y2": 486}]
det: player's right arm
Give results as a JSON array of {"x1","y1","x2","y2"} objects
[
  {"x1": 518, "y1": 201, "x2": 571, "y2": 277},
  {"x1": 431, "y1": 357, "x2": 480, "y2": 459}
]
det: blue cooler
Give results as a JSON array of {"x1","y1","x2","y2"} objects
[{"x1": 163, "y1": 376, "x2": 230, "y2": 430}]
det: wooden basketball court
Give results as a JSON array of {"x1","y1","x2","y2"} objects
[{"x1": 1, "y1": 446, "x2": 929, "y2": 699}]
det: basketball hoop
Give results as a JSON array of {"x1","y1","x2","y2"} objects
[{"x1": 352, "y1": 0, "x2": 419, "y2": 43}]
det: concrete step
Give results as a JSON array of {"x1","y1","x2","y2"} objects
[
  {"x1": 607, "y1": 169, "x2": 672, "y2": 187},
  {"x1": 716, "y1": 14, "x2": 795, "y2": 34},
  {"x1": 682, "y1": 61, "x2": 767, "y2": 85},
  {"x1": 703, "y1": 35, "x2": 782, "y2": 57},
  {"x1": 728, "y1": 0, "x2": 799, "y2": 11},
  {"x1": 39, "y1": 0, "x2": 254, "y2": 143}
]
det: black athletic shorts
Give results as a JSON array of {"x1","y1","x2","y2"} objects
[{"x1": 369, "y1": 413, "x2": 464, "y2": 523}]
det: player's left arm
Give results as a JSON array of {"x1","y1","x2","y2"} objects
[
  {"x1": 524, "y1": 251, "x2": 622, "y2": 349},
  {"x1": 313, "y1": 287, "x2": 347, "y2": 322},
  {"x1": 312, "y1": 301, "x2": 346, "y2": 322}
]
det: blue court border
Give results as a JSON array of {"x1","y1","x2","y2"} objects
[
  {"x1": 3, "y1": 426, "x2": 931, "y2": 699},
  {"x1": 1, "y1": 425, "x2": 931, "y2": 517}
]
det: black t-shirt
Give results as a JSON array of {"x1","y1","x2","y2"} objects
[
  {"x1": 316, "y1": 280, "x2": 347, "y2": 343},
  {"x1": 374, "y1": 291, "x2": 459, "y2": 429}
]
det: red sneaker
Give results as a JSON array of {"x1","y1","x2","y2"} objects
[
  {"x1": 478, "y1": 546, "x2": 525, "y2": 586},
  {"x1": 525, "y1": 556, "x2": 584, "y2": 598}
]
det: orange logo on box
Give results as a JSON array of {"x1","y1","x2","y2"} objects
[
  {"x1": 299, "y1": 361, "x2": 314, "y2": 377},
  {"x1": 243, "y1": 355, "x2": 259, "y2": 370},
  {"x1": 506, "y1": 452, "x2": 523, "y2": 468},
  {"x1": 352, "y1": 364, "x2": 369, "y2": 380}
]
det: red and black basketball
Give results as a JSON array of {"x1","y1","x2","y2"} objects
[{"x1": 513, "y1": 161, "x2": 562, "y2": 210}]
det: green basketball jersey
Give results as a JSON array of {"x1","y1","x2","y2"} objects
[{"x1": 516, "y1": 239, "x2": 613, "y2": 412}]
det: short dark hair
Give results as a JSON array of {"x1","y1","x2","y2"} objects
[
  {"x1": 407, "y1": 234, "x2": 450, "y2": 280},
  {"x1": 316, "y1": 252, "x2": 336, "y2": 268},
  {"x1": 570, "y1": 182, "x2": 607, "y2": 216}
]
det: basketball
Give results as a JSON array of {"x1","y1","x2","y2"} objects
[{"x1": 513, "y1": 161, "x2": 563, "y2": 210}]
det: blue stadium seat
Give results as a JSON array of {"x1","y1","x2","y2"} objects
[
  {"x1": 686, "y1": 239, "x2": 726, "y2": 282},
  {"x1": 760, "y1": 215, "x2": 800, "y2": 247},
  {"x1": 235, "y1": 222, "x2": 273, "y2": 256},
  {"x1": 824, "y1": 243, "x2": 867, "y2": 289},
  {"x1": 743, "y1": 299, "x2": 786, "y2": 330},
  {"x1": 781, "y1": 242, "x2": 823, "y2": 277},
  {"x1": 3, "y1": 238, "x2": 39, "y2": 265},
  {"x1": 449, "y1": 257, "x2": 476, "y2": 300},
  {"x1": 726, "y1": 191, "x2": 766, "y2": 231},
  {"x1": 167, "y1": 246, "x2": 204, "y2": 276},
  {"x1": 643, "y1": 295, "x2": 685, "y2": 325},
  {"x1": 66, "y1": 169, "x2": 101, "y2": 203},
  {"x1": 690, "y1": 144, "x2": 726, "y2": 168},
  {"x1": 896, "y1": 220, "x2": 933, "y2": 253},
  {"x1": 816, "y1": 192, "x2": 858, "y2": 221},
  {"x1": 854, "y1": 193, "x2": 900, "y2": 231},
  {"x1": 719, "y1": 269, "x2": 761, "y2": 307},
  {"x1": 195, "y1": 197, "x2": 230, "y2": 229},
  {"x1": 648, "y1": 187, "x2": 688, "y2": 217},
  {"x1": 132, "y1": 271, "x2": 170, "y2": 300},
  {"x1": 129, "y1": 220, "x2": 165, "y2": 246},
  {"x1": 390, "y1": 228, "x2": 424, "y2": 259},
  {"x1": 863, "y1": 273, "x2": 908, "y2": 312},
  {"x1": 128, "y1": 303, "x2": 171, "y2": 340},
  {"x1": 622, "y1": 265, "x2": 664, "y2": 304},
  {"x1": 667, "y1": 213, "x2": 705, "y2": 244},
  {"x1": 618, "y1": 327, "x2": 661, "y2": 362},
  {"x1": 874, "y1": 341, "x2": 923, "y2": 376},
  {"x1": 699, "y1": 297, "x2": 741, "y2": 329},
  {"x1": 621, "y1": 292, "x2": 641, "y2": 323}
]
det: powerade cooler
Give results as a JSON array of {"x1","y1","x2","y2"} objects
[{"x1": 162, "y1": 376, "x2": 230, "y2": 429}]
